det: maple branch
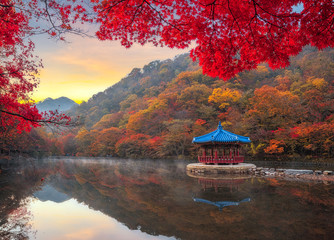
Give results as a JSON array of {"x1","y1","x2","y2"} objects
[
  {"x1": 125, "y1": 0, "x2": 146, "y2": 29},
  {"x1": 41, "y1": 0, "x2": 59, "y2": 32},
  {"x1": 314, "y1": 11, "x2": 334, "y2": 36},
  {"x1": 0, "y1": 4, "x2": 13, "y2": 8},
  {"x1": 143, "y1": 0, "x2": 182, "y2": 32},
  {"x1": 227, "y1": 0, "x2": 253, "y2": 47},
  {"x1": 34, "y1": 0, "x2": 92, "y2": 39},
  {"x1": 1, "y1": 110, "x2": 51, "y2": 124},
  {"x1": 101, "y1": 0, "x2": 126, "y2": 16},
  {"x1": 0, "y1": 68, "x2": 22, "y2": 77},
  {"x1": 247, "y1": 0, "x2": 259, "y2": 45},
  {"x1": 251, "y1": 0, "x2": 300, "y2": 19},
  {"x1": 250, "y1": 0, "x2": 284, "y2": 29},
  {"x1": 199, "y1": 0, "x2": 217, "y2": 7},
  {"x1": 0, "y1": 109, "x2": 78, "y2": 127}
]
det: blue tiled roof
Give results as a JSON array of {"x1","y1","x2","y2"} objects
[{"x1": 192, "y1": 122, "x2": 251, "y2": 144}]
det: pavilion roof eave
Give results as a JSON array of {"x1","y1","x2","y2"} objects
[
  {"x1": 192, "y1": 122, "x2": 251, "y2": 144},
  {"x1": 194, "y1": 141, "x2": 244, "y2": 145}
]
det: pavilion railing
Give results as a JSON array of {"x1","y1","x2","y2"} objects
[{"x1": 197, "y1": 156, "x2": 244, "y2": 164}]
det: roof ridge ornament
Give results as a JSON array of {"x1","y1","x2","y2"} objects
[{"x1": 218, "y1": 121, "x2": 223, "y2": 130}]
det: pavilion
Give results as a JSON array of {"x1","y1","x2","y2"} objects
[{"x1": 192, "y1": 122, "x2": 251, "y2": 165}]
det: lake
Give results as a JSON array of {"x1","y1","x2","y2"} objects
[{"x1": 0, "y1": 158, "x2": 333, "y2": 240}]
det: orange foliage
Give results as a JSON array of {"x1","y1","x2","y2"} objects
[
  {"x1": 264, "y1": 139, "x2": 285, "y2": 154},
  {"x1": 247, "y1": 85, "x2": 301, "y2": 131},
  {"x1": 195, "y1": 119, "x2": 206, "y2": 126},
  {"x1": 267, "y1": 178, "x2": 281, "y2": 187}
]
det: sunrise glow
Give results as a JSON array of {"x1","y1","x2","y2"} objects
[{"x1": 32, "y1": 35, "x2": 189, "y2": 102}]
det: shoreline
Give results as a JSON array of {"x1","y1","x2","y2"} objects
[
  {"x1": 187, "y1": 164, "x2": 334, "y2": 183},
  {"x1": 250, "y1": 167, "x2": 334, "y2": 183}
]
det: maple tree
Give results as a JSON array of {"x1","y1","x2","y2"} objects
[
  {"x1": 0, "y1": 0, "x2": 77, "y2": 137},
  {"x1": 0, "y1": 0, "x2": 41, "y2": 133},
  {"x1": 91, "y1": 0, "x2": 334, "y2": 79}
]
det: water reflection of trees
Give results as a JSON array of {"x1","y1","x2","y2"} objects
[
  {"x1": 48, "y1": 160, "x2": 334, "y2": 240},
  {"x1": 0, "y1": 161, "x2": 50, "y2": 239},
  {"x1": 1, "y1": 159, "x2": 333, "y2": 240}
]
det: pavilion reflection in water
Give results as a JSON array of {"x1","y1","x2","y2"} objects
[
  {"x1": 187, "y1": 170, "x2": 250, "y2": 192},
  {"x1": 198, "y1": 177, "x2": 246, "y2": 192},
  {"x1": 193, "y1": 197, "x2": 251, "y2": 211},
  {"x1": 188, "y1": 172, "x2": 251, "y2": 211}
]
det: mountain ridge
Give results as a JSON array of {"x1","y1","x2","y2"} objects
[{"x1": 36, "y1": 97, "x2": 78, "y2": 112}]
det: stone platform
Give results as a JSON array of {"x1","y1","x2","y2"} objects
[
  {"x1": 187, "y1": 171, "x2": 251, "y2": 180},
  {"x1": 187, "y1": 163, "x2": 256, "y2": 175}
]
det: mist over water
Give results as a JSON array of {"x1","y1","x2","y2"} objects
[{"x1": 0, "y1": 158, "x2": 333, "y2": 240}]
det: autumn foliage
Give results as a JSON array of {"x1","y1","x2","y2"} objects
[
  {"x1": 1, "y1": 1, "x2": 334, "y2": 161},
  {"x1": 0, "y1": 0, "x2": 74, "y2": 139},
  {"x1": 47, "y1": 48, "x2": 331, "y2": 161},
  {"x1": 0, "y1": 1, "x2": 42, "y2": 133},
  {"x1": 91, "y1": 0, "x2": 334, "y2": 79}
]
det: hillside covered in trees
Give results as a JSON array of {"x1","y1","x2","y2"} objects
[{"x1": 3, "y1": 47, "x2": 334, "y2": 161}]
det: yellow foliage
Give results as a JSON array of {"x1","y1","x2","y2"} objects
[
  {"x1": 308, "y1": 77, "x2": 328, "y2": 90},
  {"x1": 221, "y1": 121, "x2": 232, "y2": 128},
  {"x1": 75, "y1": 127, "x2": 89, "y2": 140},
  {"x1": 250, "y1": 142, "x2": 266, "y2": 155},
  {"x1": 256, "y1": 65, "x2": 269, "y2": 74},
  {"x1": 148, "y1": 98, "x2": 168, "y2": 111},
  {"x1": 208, "y1": 88, "x2": 242, "y2": 110}
]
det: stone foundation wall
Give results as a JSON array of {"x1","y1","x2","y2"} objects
[
  {"x1": 249, "y1": 167, "x2": 334, "y2": 182},
  {"x1": 187, "y1": 163, "x2": 334, "y2": 183}
]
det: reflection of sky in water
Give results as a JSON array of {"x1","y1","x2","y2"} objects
[{"x1": 28, "y1": 198, "x2": 176, "y2": 240}]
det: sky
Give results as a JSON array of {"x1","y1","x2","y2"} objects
[
  {"x1": 31, "y1": 33, "x2": 189, "y2": 103},
  {"x1": 27, "y1": 197, "x2": 175, "y2": 240}
]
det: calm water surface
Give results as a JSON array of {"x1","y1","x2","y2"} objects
[{"x1": 0, "y1": 158, "x2": 333, "y2": 240}]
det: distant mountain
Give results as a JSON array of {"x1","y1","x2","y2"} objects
[
  {"x1": 33, "y1": 184, "x2": 71, "y2": 203},
  {"x1": 36, "y1": 97, "x2": 78, "y2": 112}
]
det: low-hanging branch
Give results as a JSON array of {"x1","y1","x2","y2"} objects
[{"x1": 0, "y1": 109, "x2": 78, "y2": 127}]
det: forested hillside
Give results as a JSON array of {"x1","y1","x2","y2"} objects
[
  {"x1": 63, "y1": 46, "x2": 333, "y2": 160},
  {"x1": 4, "y1": 47, "x2": 334, "y2": 161}
]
